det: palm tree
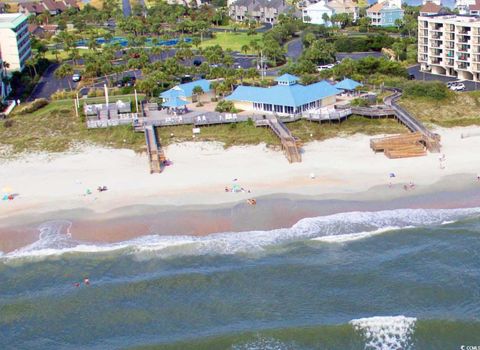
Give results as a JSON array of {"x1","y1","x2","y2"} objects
[
  {"x1": 192, "y1": 85, "x2": 204, "y2": 102},
  {"x1": 25, "y1": 56, "x2": 38, "y2": 78},
  {"x1": 241, "y1": 44, "x2": 250, "y2": 55}
]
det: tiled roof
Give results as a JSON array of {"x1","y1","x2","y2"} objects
[
  {"x1": 470, "y1": 0, "x2": 480, "y2": 11},
  {"x1": 226, "y1": 80, "x2": 340, "y2": 107},
  {"x1": 420, "y1": 2, "x2": 442, "y2": 13},
  {"x1": 367, "y1": 2, "x2": 384, "y2": 12}
]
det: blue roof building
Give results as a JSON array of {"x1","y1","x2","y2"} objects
[
  {"x1": 160, "y1": 79, "x2": 212, "y2": 102},
  {"x1": 225, "y1": 74, "x2": 340, "y2": 115},
  {"x1": 334, "y1": 78, "x2": 363, "y2": 91}
]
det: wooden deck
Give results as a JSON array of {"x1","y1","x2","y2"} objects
[
  {"x1": 144, "y1": 125, "x2": 166, "y2": 173},
  {"x1": 370, "y1": 132, "x2": 427, "y2": 159},
  {"x1": 256, "y1": 116, "x2": 301, "y2": 163},
  {"x1": 384, "y1": 89, "x2": 441, "y2": 153}
]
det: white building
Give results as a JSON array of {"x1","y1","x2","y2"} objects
[
  {"x1": 456, "y1": 0, "x2": 476, "y2": 14},
  {"x1": 418, "y1": 15, "x2": 480, "y2": 81},
  {"x1": 302, "y1": 1, "x2": 334, "y2": 25},
  {"x1": 378, "y1": 0, "x2": 402, "y2": 11},
  {"x1": 0, "y1": 14, "x2": 31, "y2": 73}
]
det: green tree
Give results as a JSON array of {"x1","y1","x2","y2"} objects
[
  {"x1": 301, "y1": 39, "x2": 336, "y2": 65},
  {"x1": 54, "y1": 64, "x2": 74, "y2": 90}
]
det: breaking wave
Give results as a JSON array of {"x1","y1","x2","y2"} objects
[
  {"x1": 2, "y1": 207, "x2": 480, "y2": 261},
  {"x1": 350, "y1": 315, "x2": 417, "y2": 350}
]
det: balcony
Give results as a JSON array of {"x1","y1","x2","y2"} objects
[
  {"x1": 457, "y1": 54, "x2": 471, "y2": 61},
  {"x1": 430, "y1": 33, "x2": 443, "y2": 39},
  {"x1": 430, "y1": 58, "x2": 443, "y2": 65},
  {"x1": 458, "y1": 28, "x2": 471, "y2": 35},
  {"x1": 473, "y1": 55, "x2": 480, "y2": 62},
  {"x1": 457, "y1": 62, "x2": 470, "y2": 70},
  {"x1": 446, "y1": 50, "x2": 454, "y2": 57},
  {"x1": 430, "y1": 49, "x2": 442, "y2": 56},
  {"x1": 457, "y1": 45, "x2": 470, "y2": 52},
  {"x1": 446, "y1": 59, "x2": 454, "y2": 66},
  {"x1": 419, "y1": 55, "x2": 428, "y2": 62}
]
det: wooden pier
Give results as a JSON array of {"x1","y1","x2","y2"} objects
[
  {"x1": 256, "y1": 116, "x2": 302, "y2": 163},
  {"x1": 144, "y1": 125, "x2": 166, "y2": 173}
]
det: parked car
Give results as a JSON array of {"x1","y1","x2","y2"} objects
[
  {"x1": 408, "y1": 74, "x2": 415, "y2": 80},
  {"x1": 450, "y1": 82, "x2": 465, "y2": 91},
  {"x1": 72, "y1": 73, "x2": 81, "y2": 82},
  {"x1": 193, "y1": 59, "x2": 202, "y2": 67},
  {"x1": 317, "y1": 63, "x2": 335, "y2": 71}
]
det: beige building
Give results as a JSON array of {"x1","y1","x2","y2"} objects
[
  {"x1": 0, "y1": 13, "x2": 31, "y2": 73},
  {"x1": 418, "y1": 15, "x2": 480, "y2": 81},
  {"x1": 229, "y1": 0, "x2": 290, "y2": 24}
]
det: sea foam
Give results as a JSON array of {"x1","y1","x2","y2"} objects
[
  {"x1": 2, "y1": 207, "x2": 479, "y2": 261},
  {"x1": 350, "y1": 315, "x2": 417, "y2": 350}
]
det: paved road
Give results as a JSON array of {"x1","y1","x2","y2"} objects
[
  {"x1": 29, "y1": 63, "x2": 79, "y2": 101},
  {"x1": 122, "y1": 0, "x2": 132, "y2": 17},
  {"x1": 407, "y1": 64, "x2": 480, "y2": 91},
  {"x1": 286, "y1": 38, "x2": 303, "y2": 61}
]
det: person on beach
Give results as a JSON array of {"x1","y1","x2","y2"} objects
[{"x1": 84, "y1": 278, "x2": 90, "y2": 286}]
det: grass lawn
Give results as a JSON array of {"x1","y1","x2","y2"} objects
[
  {"x1": 399, "y1": 92, "x2": 480, "y2": 128},
  {"x1": 1, "y1": 97, "x2": 410, "y2": 156},
  {"x1": 288, "y1": 116, "x2": 407, "y2": 142},
  {"x1": 44, "y1": 48, "x2": 93, "y2": 62},
  {"x1": 200, "y1": 32, "x2": 261, "y2": 53}
]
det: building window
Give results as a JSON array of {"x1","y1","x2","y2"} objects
[{"x1": 274, "y1": 105, "x2": 283, "y2": 113}]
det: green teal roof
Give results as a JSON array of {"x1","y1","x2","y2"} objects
[
  {"x1": 0, "y1": 14, "x2": 28, "y2": 30},
  {"x1": 160, "y1": 79, "x2": 211, "y2": 99},
  {"x1": 163, "y1": 96, "x2": 188, "y2": 108},
  {"x1": 334, "y1": 78, "x2": 363, "y2": 91},
  {"x1": 275, "y1": 74, "x2": 299, "y2": 85},
  {"x1": 226, "y1": 80, "x2": 340, "y2": 107}
]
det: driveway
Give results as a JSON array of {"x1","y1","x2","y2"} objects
[
  {"x1": 286, "y1": 38, "x2": 303, "y2": 60},
  {"x1": 29, "y1": 63, "x2": 79, "y2": 101},
  {"x1": 407, "y1": 64, "x2": 480, "y2": 91}
]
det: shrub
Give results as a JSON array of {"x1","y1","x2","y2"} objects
[
  {"x1": 3, "y1": 119, "x2": 14, "y2": 128},
  {"x1": 215, "y1": 100, "x2": 237, "y2": 113},
  {"x1": 403, "y1": 81, "x2": 450, "y2": 100},
  {"x1": 51, "y1": 90, "x2": 77, "y2": 100},
  {"x1": 18, "y1": 98, "x2": 49, "y2": 114}
]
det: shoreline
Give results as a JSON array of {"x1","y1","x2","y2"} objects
[
  {"x1": 2, "y1": 174, "x2": 480, "y2": 254},
  {"x1": 2, "y1": 126, "x2": 480, "y2": 253}
]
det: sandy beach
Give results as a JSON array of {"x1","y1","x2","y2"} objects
[{"x1": 1, "y1": 126, "x2": 480, "y2": 252}]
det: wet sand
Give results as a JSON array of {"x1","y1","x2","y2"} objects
[{"x1": 2, "y1": 175, "x2": 480, "y2": 254}]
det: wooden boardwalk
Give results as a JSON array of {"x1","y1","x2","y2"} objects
[
  {"x1": 370, "y1": 132, "x2": 427, "y2": 159},
  {"x1": 256, "y1": 116, "x2": 301, "y2": 163},
  {"x1": 384, "y1": 89, "x2": 441, "y2": 153},
  {"x1": 144, "y1": 125, "x2": 166, "y2": 173}
]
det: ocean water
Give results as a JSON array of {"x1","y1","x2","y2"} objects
[{"x1": 1, "y1": 208, "x2": 480, "y2": 349}]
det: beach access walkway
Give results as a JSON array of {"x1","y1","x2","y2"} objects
[
  {"x1": 256, "y1": 116, "x2": 302, "y2": 163},
  {"x1": 144, "y1": 125, "x2": 166, "y2": 173}
]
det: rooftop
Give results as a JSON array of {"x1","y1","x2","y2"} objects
[
  {"x1": 334, "y1": 78, "x2": 363, "y2": 91},
  {"x1": 226, "y1": 80, "x2": 340, "y2": 107},
  {"x1": 0, "y1": 13, "x2": 28, "y2": 29},
  {"x1": 419, "y1": 14, "x2": 480, "y2": 23},
  {"x1": 161, "y1": 79, "x2": 211, "y2": 99},
  {"x1": 420, "y1": 1, "x2": 442, "y2": 13}
]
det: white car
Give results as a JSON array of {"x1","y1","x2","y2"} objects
[
  {"x1": 449, "y1": 83, "x2": 465, "y2": 91},
  {"x1": 72, "y1": 73, "x2": 81, "y2": 82},
  {"x1": 317, "y1": 63, "x2": 335, "y2": 71}
]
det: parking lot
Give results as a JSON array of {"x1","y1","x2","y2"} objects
[{"x1": 408, "y1": 64, "x2": 480, "y2": 92}]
